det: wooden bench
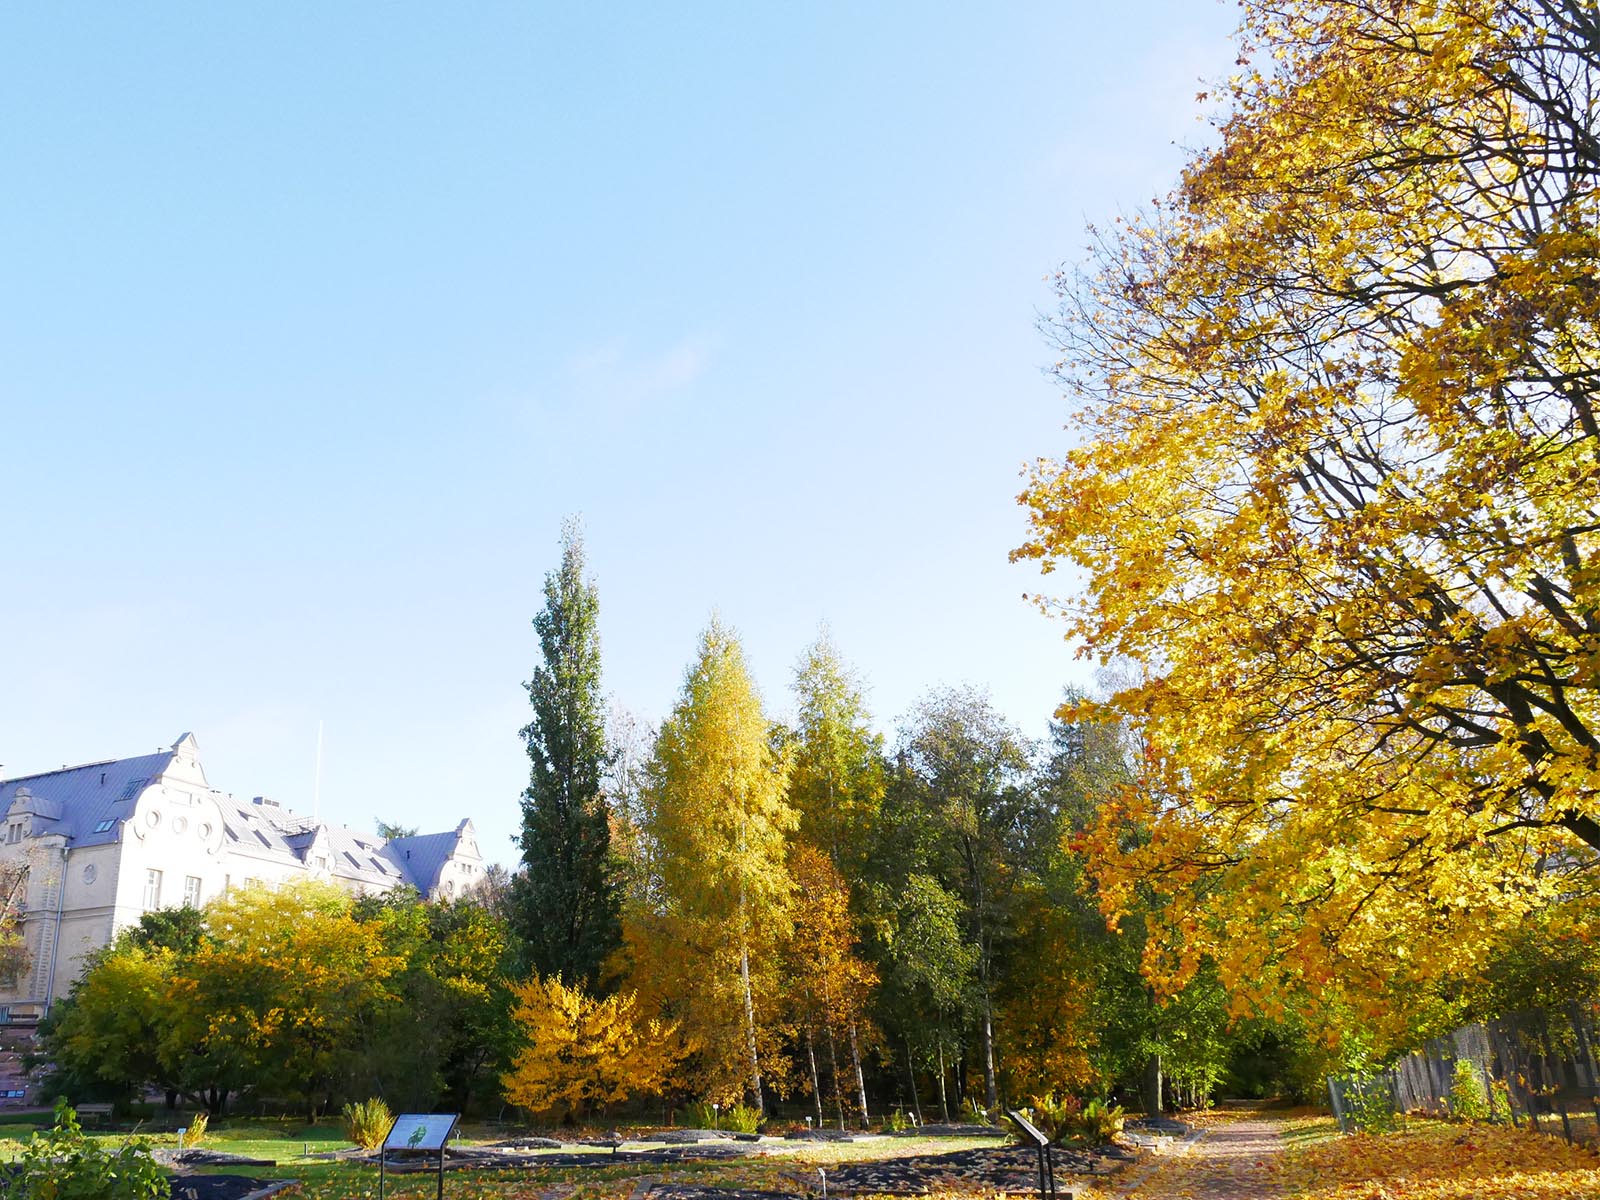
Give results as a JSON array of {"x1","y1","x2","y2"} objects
[{"x1": 74, "y1": 1102, "x2": 114, "y2": 1125}]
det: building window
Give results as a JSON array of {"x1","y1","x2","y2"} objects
[
  {"x1": 143, "y1": 869, "x2": 162, "y2": 910},
  {"x1": 6, "y1": 823, "x2": 21, "y2": 845},
  {"x1": 183, "y1": 876, "x2": 202, "y2": 908}
]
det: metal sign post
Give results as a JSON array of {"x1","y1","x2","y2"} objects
[
  {"x1": 378, "y1": 1113, "x2": 461, "y2": 1200},
  {"x1": 1004, "y1": 1109, "x2": 1057, "y2": 1200}
]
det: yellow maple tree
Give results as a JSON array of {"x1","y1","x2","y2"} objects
[
  {"x1": 502, "y1": 975, "x2": 677, "y2": 1119},
  {"x1": 1017, "y1": 0, "x2": 1600, "y2": 1025}
]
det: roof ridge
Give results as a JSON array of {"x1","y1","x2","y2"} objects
[{"x1": 0, "y1": 751, "x2": 170, "y2": 786}]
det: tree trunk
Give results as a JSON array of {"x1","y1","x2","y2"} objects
[
  {"x1": 905, "y1": 1036, "x2": 923, "y2": 1126},
  {"x1": 827, "y1": 1027, "x2": 846, "y2": 1130},
  {"x1": 739, "y1": 941, "x2": 764, "y2": 1116},
  {"x1": 807, "y1": 1031, "x2": 824, "y2": 1126},
  {"x1": 936, "y1": 1039, "x2": 950, "y2": 1122},
  {"x1": 849, "y1": 1021, "x2": 870, "y2": 1128},
  {"x1": 980, "y1": 996, "x2": 998, "y2": 1114},
  {"x1": 1142, "y1": 1053, "x2": 1163, "y2": 1116}
]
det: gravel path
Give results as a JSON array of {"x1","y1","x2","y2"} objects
[{"x1": 1118, "y1": 1119, "x2": 1285, "y2": 1200}]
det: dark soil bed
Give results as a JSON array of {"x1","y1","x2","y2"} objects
[
  {"x1": 168, "y1": 1176, "x2": 296, "y2": 1200},
  {"x1": 814, "y1": 1141, "x2": 1138, "y2": 1194}
]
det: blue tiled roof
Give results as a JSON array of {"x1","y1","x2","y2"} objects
[
  {"x1": 0, "y1": 735, "x2": 469, "y2": 894},
  {"x1": 0, "y1": 749, "x2": 175, "y2": 847},
  {"x1": 383, "y1": 829, "x2": 458, "y2": 893}
]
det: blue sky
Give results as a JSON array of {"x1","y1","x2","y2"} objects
[{"x1": 1, "y1": 3, "x2": 1239, "y2": 866}]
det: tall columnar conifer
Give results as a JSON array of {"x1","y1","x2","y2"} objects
[{"x1": 514, "y1": 521, "x2": 619, "y2": 990}]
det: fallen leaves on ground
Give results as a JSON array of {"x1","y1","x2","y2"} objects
[{"x1": 1283, "y1": 1122, "x2": 1600, "y2": 1200}]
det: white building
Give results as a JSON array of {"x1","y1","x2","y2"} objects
[{"x1": 0, "y1": 733, "x2": 484, "y2": 1019}]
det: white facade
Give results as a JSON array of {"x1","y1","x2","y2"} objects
[{"x1": 0, "y1": 734, "x2": 483, "y2": 1018}]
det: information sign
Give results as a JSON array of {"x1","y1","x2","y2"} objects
[
  {"x1": 1004, "y1": 1109, "x2": 1049, "y2": 1148},
  {"x1": 384, "y1": 1113, "x2": 459, "y2": 1152},
  {"x1": 378, "y1": 1112, "x2": 460, "y2": 1200},
  {"x1": 1003, "y1": 1109, "x2": 1058, "y2": 1200}
]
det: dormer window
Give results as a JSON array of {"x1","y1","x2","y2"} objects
[{"x1": 5, "y1": 822, "x2": 21, "y2": 845}]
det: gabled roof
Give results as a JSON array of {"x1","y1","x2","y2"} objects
[
  {"x1": 0, "y1": 747, "x2": 176, "y2": 847},
  {"x1": 383, "y1": 828, "x2": 460, "y2": 893},
  {"x1": 0, "y1": 735, "x2": 475, "y2": 894}
]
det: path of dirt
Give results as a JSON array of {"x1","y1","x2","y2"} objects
[{"x1": 1117, "y1": 1119, "x2": 1286, "y2": 1200}]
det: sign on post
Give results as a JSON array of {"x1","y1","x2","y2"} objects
[
  {"x1": 379, "y1": 1112, "x2": 460, "y2": 1200},
  {"x1": 1004, "y1": 1109, "x2": 1058, "y2": 1200}
]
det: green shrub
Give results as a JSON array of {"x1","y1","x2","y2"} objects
[
  {"x1": 1449, "y1": 1059, "x2": 1490, "y2": 1121},
  {"x1": 883, "y1": 1108, "x2": 910, "y2": 1133},
  {"x1": 684, "y1": 1100, "x2": 718, "y2": 1129},
  {"x1": 960, "y1": 1095, "x2": 988, "y2": 1124},
  {"x1": 1024, "y1": 1092, "x2": 1083, "y2": 1142},
  {"x1": 12, "y1": 1098, "x2": 166, "y2": 1200},
  {"x1": 1078, "y1": 1098, "x2": 1126, "y2": 1144},
  {"x1": 1343, "y1": 1076, "x2": 1397, "y2": 1133},
  {"x1": 723, "y1": 1103, "x2": 761, "y2": 1134},
  {"x1": 342, "y1": 1097, "x2": 394, "y2": 1150},
  {"x1": 1490, "y1": 1077, "x2": 1513, "y2": 1122}
]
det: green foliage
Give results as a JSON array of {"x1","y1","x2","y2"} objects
[
  {"x1": 888, "y1": 687, "x2": 1032, "y2": 1112},
  {"x1": 883, "y1": 1107, "x2": 910, "y2": 1132},
  {"x1": 342, "y1": 1097, "x2": 393, "y2": 1150},
  {"x1": 121, "y1": 905, "x2": 206, "y2": 954},
  {"x1": 42, "y1": 881, "x2": 516, "y2": 1118},
  {"x1": 722, "y1": 1103, "x2": 761, "y2": 1134},
  {"x1": 11, "y1": 1099, "x2": 166, "y2": 1200},
  {"x1": 790, "y1": 631, "x2": 886, "y2": 885},
  {"x1": 514, "y1": 519, "x2": 620, "y2": 990},
  {"x1": 1450, "y1": 1059, "x2": 1490, "y2": 1122},
  {"x1": 1490, "y1": 1078, "x2": 1513, "y2": 1123},
  {"x1": 1078, "y1": 1098, "x2": 1125, "y2": 1144},
  {"x1": 351, "y1": 891, "x2": 519, "y2": 1111},
  {"x1": 1023, "y1": 1091, "x2": 1083, "y2": 1142},
  {"x1": 678, "y1": 1101, "x2": 760, "y2": 1134},
  {"x1": 1344, "y1": 1077, "x2": 1398, "y2": 1134},
  {"x1": 960, "y1": 1095, "x2": 988, "y2": 1124}
]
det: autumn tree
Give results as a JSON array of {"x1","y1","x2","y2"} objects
[
  {"x1": 790, "y1": 632, "x2": 886, "y2": 882},
  {"x1": 172, "y1": 881, "x2": 404, "y2": 1116},
  {"x1": 625, "y1": 618, "x2": 797, "y2": 1113},
  {"x1": 502, "y1": 976, "x2": 677, "y2": 1119},
  {"x1": 783, "y1": 843, "x2": 878, "y2": 1128},
  {"x1": 44, "y1": 943, "x2": 183, "y2": 1106},
  {"x1": 513, "y1": 520, "x2": 620, "y2": 990},
  {"x1": 788, "y1": 632, "x2": 885, "y2": 1123},
  {"x1": 1018, "y1": 0, "x2": 1600, "y2": 1026}
]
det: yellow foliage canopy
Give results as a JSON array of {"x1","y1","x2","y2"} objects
[
  {"x1": 1017, "y1": 0, "x2": 1600, "y2": 1025},
  {"x1": 502, "y1": 976, "x2": 677, "y2": 1118},
  {"x1": 623, "y1": 618, "x2": 798, "y2": 1105}
]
